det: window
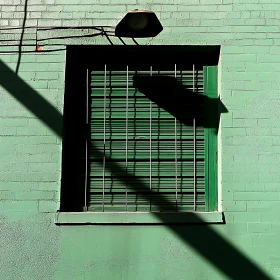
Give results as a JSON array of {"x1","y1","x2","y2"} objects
[{"x1": 60, "y1": 46, "x2": 219, "y2": 215}]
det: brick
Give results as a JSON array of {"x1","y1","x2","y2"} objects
[
  {"x1": 271, "y1": 224, "x2": 280, "y2": 234},
  {"x1": 47, "y1": 80, "x2": 64, "y2": 89},
  {"x1": 244, "y1": 46, "x2": 269, "y2": 54},
  {"x1": 26, "y1": 5, "x2": 47, "y2": 12},
  {"x1": 47, "y1": 5, "x2": 63, "y2": 11},
  {"x1": 0, "y1": 182, "x2": 39, "y2": 191},
  {"x1": 53, "y1": 191, "x2": 60, "y2": 200},
  {"x1": 248, "y1": 223, "x2": 271, "y2": 234},
  {"x1": 245, "y1": 183, "x2": 265, "y2": 191},
  {"x1": 253, "y1": 235, "x2": 279, "y2": 247},
  {"x1": 30, "y1": 81, "x2": 49, "y2": 89},
  {"x1": 223, "y1": 128, "x2": 246, "y2": 136},
  {"x1": 224, "y1": 212, "x2": 234, "y2": 222},
  {"x1": 0, "y1": 200, "x2": 38, "y2": 212},
  {"x1": 223, "y1": 46, "x2": 245, "y2": 54},
  {"x1": 0, "y1": 127, "x2": 17, "y2": 136},
  {"x1": 28, "y1": 118, "x2": 47, "y2": 127},
  {"x1": 222, "y1": 112, "x2": 233, "y2": 127},
  {"x1": 233, "y1": 118, "x2": 257, "y2": 127},
  {"x1": 36, "y1": 53, "x2": 65, "y2": 64},
  {"x1": 38, "y1": 200, "x2": 59, "y2": 213},
  {"x1": 246, "y1": 19, "x2": 265, "y2": 25},
  {"x1": 27, "y1": 136, "x2": 57, "y2": 144},
  {"x1": 160, "y1": 5, "x2": 177, "y2": 12},
  {"x1": 225, "y1": 19, "x2": 246, "y2": 26},
  {"x1": 232, "y1": 172, "x2": 259, "y2": 183},
  {"x1": 232, "y1": 153, "x2": 258, "y2": 166},
  {"x1": 254, "y1": 39, "x2": 274, "y2": 46},
  {"x1": 234, "y1": 192, "x2": 280, "y2": 201},
  {"x1": 38, "y1": 19, "x2": 62, "y2": 26},
  {"x1": 0, "y1": 191, "x2": 15, "y2": 200},
  {"x1": 232, "y1": 26, "x2": 256, "y2": 32},
  {"x1": 217, "y1": 5, "x2": 233, "y2": 12},
  {"x1": 234, "y1": 212, "x2": 260, "y2": 222},
  {"x1": 256, "y1": 26, "x2": 279, "y2": 32},
  {"x1": 223, "y1": 190, "x2": 234, "y2": 201},
  {"x1": 62, "y1": 5, "x2": 90, "y2": 11},
  {"x1": 233, "y1": 234, "x2": 253, "y2": 247},
  {"x1": 1, "y1": 6, "x2": 16, "y2": 11},
  {"x1": 20, "y1": 62, "x2": 63, "y2": 72},
  {"x1": 259, "y1": 154, "x2": 280, "y2": 165},
  {"x1": 260, "y1": 212, "x2": 280, "y2": 223},
  {"x1": 272, "y1": 138, "x2": 280, "y2": 146},
  {"x1": 24, "y1": 153, "x2": 60, "y2": 163},
  {"x1": 0, "y1": 19, "x2": 9, "y2": 26},
  {"x1": 247, "y1": 201, "x2": 271, "y2": 212},
  {"x1": 0, "y1": 172, "x2": 59, "y2": 182},
  {"x1": 223, "y1": 201, "x2": 247, "y2": 212},
  {"x1": 14, "y1": 144, "x2": 60, "y2": 154},
  {"x1": 0, "y1": 118, "x2": 29, "y2": 126},
  {"x1": 233, "y1": 11, "x2": 251, "y2": 18},
  {"x1": 16, "y1": 126, "x2": 48, "y2": 136},
  {"x1": 15, "y1": 191, "x2": 54, "y2": 200},
  {"x1": 266, "y1": 19, "x2": 280, "y2": 26},
  {"x1": 225, "y1": 222, "x2": 248, "y2": 235},
  {"x1": 29, "y1": 11, "x2": 42, "y2": 19},
  {"x1": 264, "y1": 184, "x2": 280, "y2": 192},
  {"x1": 2, "y1": 0, "x2": 21, "y2": 5},
  {"x1": 232, "y1": 39, "x2": 258, "y2": 46},
  {"x1": 0, "y1": 136, "x2": 27, "y2": 145},
  {"x1": 28, "y1": 162, "x2": 60, "y2": 172},
  {"x1": 232, "y1": 135, "x2": 273, "y2": 146},
  {"x1": 38, "y1": 182, "x2": 59, "y2": 191},
  {"x1": 41, "y1": 11, "x2": 64, "y2": 19},
  {"x1": 0, "y1": 161, "x2": 29, "y2": 172},
  {"x1": 258, "y1": 172, "x2": 280, "y2": 184},
  {"x1": 200, "y1": 19, "x2": 221, "y2": 26}
]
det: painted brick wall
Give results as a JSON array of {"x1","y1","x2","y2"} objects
[{"x1": 1, "y1": 0, "x2": 280, "y2": 279}]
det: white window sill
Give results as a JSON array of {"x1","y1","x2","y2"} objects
[{"x1": 55, "y1": 211, "x2": 224, "y2": 225}]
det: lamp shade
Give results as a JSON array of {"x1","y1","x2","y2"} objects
[{"x1": 115, "y1": 10, "x2": 163, "y2": 38}]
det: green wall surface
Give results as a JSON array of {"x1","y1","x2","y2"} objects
[{"x1": 1, "y1": 1, "x2": 280, "y2": 279}]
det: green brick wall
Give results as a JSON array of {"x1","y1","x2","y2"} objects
[{"x1": 1, "y1": 0, "x2": 280, "y2": 279}]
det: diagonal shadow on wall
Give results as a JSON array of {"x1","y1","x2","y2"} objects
[{"x1": 0, "y1": 59, "x2": 273, "y2": 280}]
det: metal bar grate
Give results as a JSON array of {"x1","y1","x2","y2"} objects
[
  {"x1": 84, "y1": 68, "x2": 89, "y2": 212},
  {"x1": 149, "y1": 66, "x2": 153, "y2": 211},
  {"x1": 125, "y1": 65, "x2": 129, "y2": 211},
  {"x1": 88, "y1": 64, "x2": 204, "y2": 212},
  {"x1": 102, "y1": 64, "x2": 107, "y2": 212},
  {"x1": 193, "y1": 64, "x2": 197, "y2": 211},
  {"x1": 174, "y1": 64, "x2": 178, "y2": 210}
]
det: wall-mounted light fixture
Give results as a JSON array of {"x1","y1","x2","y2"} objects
[{"x1": 115, "y1": 10, "x2": 163, "y2": 38}]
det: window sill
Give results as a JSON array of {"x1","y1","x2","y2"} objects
[{"x1": 55, "y1": 211, "x2": 225, "y2": 225}]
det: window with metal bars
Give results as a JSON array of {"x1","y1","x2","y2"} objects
[
  {"x1": 60, "y1": 46, "x2": 219, "y2": 214},
  {"x1": 84, "y1": 65, "x2": 217, "y2": 212}
]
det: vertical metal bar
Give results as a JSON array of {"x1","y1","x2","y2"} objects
[
  {"x1": 102, "y1": 65, "x2": 107, "y2": 212},
  {"x1": 193, "y1": 64, "x2": 196, "y2": 211},
  {"x1": 84, "y1": 69, "x2": 89, "y2": 212},
  {"x1": 174, "y1": 64, "x2": 178, "y2": 210},
  {"x1": 149, "y1": 66, "x2": 152, "y2": 211},
  {"x1": 125, "y1": 65, "x2": 129, "y2": 211}
]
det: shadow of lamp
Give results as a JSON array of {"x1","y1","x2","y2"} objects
[{"x1": 115, "y1": 9, "x2": 163, "y2": 38}]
